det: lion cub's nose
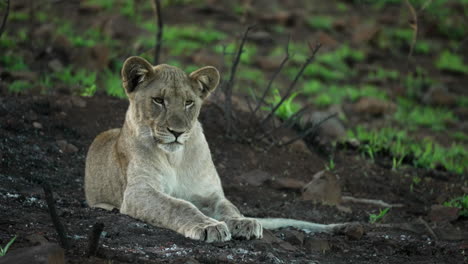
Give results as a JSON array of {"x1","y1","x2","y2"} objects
[{"x1": 167, "y1": 128, "x2": 184, "y2": 138}]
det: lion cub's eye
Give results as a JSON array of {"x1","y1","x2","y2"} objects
[
  {"x1": 185, "y1": 100, "x2": 194, "y2": 107},
  {"x1": 152, "y1": 97, "x2": 164, "y2": 105}
]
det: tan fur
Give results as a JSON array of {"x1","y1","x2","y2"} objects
[{"x1": 85, "y1": 56, "x2": 347, "y2": 243}]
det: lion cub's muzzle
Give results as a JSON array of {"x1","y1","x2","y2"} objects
[{"x1": 154, "y1": 127, "x2": 191, "y2": 153}]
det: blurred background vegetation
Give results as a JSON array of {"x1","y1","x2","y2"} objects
[{"x1": 0, "y1": 0, "x2": 467, "y2": 177}]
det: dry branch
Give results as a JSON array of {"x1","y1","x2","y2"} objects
[
  {"x1": 404, "y1": 0, "x2": 418, "y2": 61},
  {"x1": 418, "y1": 217, "x2": 438, "y2": 240},
  {"x1": 152, "y1": 0, "x2": 163, "y2": 65},
  {"x1": 0, "y1": 0, "x2": 10, "y2": 39},
  {"x1": 224, "y1": 25, "x2": 255, "y2": 136},
  {"x1": 341, "y1": 196, "x2": 404, "y2": 208},
  {"x1": 250, "y1": 36, "x2": 291, "y2": 119},
  {"x1": 43, "y1": 183, "x2": 70, "y2": 249},
  {"x1": 260, "y1": 43, "x2": 321, "y2": 128},
  {"x1": 87, "y1": 222, "x2": 104, "y2": 257}
]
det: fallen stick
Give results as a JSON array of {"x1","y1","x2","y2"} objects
[
  {"x1": 418, "y1": 216, "x2": 438, "y2": 240},
  {"x1": 341, "y1": 196, "x2": 404, "y2": 208},
  {"x1": 42, "y1": 183, "x2": 70, "y2": 249},
  {"x1": 87, "y1": 222, "x2": 105, "y2": 257}
]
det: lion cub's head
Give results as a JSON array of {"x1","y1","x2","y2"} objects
[{"x1": 121, "y1": 56, "x2": 220, "y2": 153}]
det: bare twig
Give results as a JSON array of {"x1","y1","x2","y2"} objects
[
  {"x1": 277, "y1": 111, "x2": 335, "y2": 147},
  {"x1": 342, "y1": 196, "x2": 405, "y2": 208},
  {"x1": 87, "y1": 222, "x2": 104, "y2": 257},
  {"x1": 224, "y1": 25, "x2": 255, "y2": 136},
  {"x1": 404, "y1": 0, "x2": 418, "y2": 61},
  {"x1": 43, "y1": 183, "x2": 70, "y2": 249},
  {"x1": 260, "y1": 43, "x2": 322, "y2": 128},
  {"x1": 250, "y1": 36, "x2": 291, "y2": 119},
  {"x1": 418, "y1": 217, "x2": 438, "y2": 240},
  {"x1": 0, "y1": 0, "x2": 10, "y2": 39},
  {"x1": 152, "y1": 0, "x2": 163, "y2": 65}
]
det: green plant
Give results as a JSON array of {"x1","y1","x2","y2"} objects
[
  {"x1": 9, "y1": 11, "x2": 28, "y2": 21},
  {"x1": 348, "y1": 126, "x2": 468, "y2": 174},
  {"x1": 367, "y1": 68, "x2": 399, "y2": 81},
  {"x1": 264, "y1": 89, "x2": 301, "y2": 119},
  {"x1": 309, "y1": 84, "x2": 387, "y2": 107},
  {"x1": 0, "y1": 54, "x2": 29, "y2": 71},
  {"x1": 394, "y1": 98, "x2": 456, "y2": 131},
  {"x1": 404, "y1": 70, "x2": 433, "y2": 99},
  {"x1": 138, "y1": 25, "x2": 226, "y2": 56},
  {"x1": 306, "y1": 16, "x2": 334, "y2": 30},
  {"x1": 409, "y1": 176, "x2": 421, "y2": 192},
  {"x1": 458, "y1": 96, "x2": 468, "y2": 107},
  {"x1": 435, "y1": 50, "x2": 468, "y2": 74},
  {"x1": 0, "y1": 236, "x2": 17, "y2": 256},
  {"x1": 0, "y1": 33, "x2": 15, "y2": 48},
  {"x1": 369, "y1": 208, "x2": 390, "y2": 224},
  {"x1": 443, "y1": 195, "x2": 468, "y2": 217},
  {"x1": 103, "y1": 70, "x2": 126, "y2": 98},
  {"x1": 325, "y1": 158, "x2": 335, "y2": 171},
  {"x1": 53, "y1": 68, "x2": 97, "y2": 96},
  {"x1": 8, "y1": 80, "x2": 32, "y2": 93},
  {"x1": 215, "y1": 42, "x2": 257, "y2": 65}
]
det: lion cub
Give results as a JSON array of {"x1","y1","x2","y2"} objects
[{"x1": 85, "y1": 56, "x2": 345, "y2": 242}]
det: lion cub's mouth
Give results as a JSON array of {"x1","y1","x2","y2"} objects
[{"x1": 157, "y1": 140, "x2": 184, "y2": 153}]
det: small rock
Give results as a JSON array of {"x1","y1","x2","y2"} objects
[
  {"x1": 48, "y1": 59, "x2": 64, "y2": 73},
  {"x1": 422, "y1": 86, "x2": 457, "y2": 107},
  {"x1": 25, "y1": 234, "x2": 49, "y2": 245},
  {"x1": 283, "y1": 230, "x2": 305, "y2": 245},
  {"x1": 192, "y1": 51, "x2": 223, "y2": 69},
  {"x1": 353, "y1": 97, "x2": 396, "y2": 116},
  {"x1": 56, "y1": 140, "x2": 79, "y2": 154},
  {"x1": 255, "y1": 56, "x2": 284, "y2": 71},
  {"x1": 247, "y1": 31, "x2": 273, "y2": 44},
  {"x1": 0, "y1": 243, "x2": 65, "y2": 264},
  {"x1": 336, "y1": 204, "x2": 353, "y2": 213},
  {"x1": 299, "y1": 110, "x2": 346, "y2": 141},
  {"x1": 316, "y1": 31, "x2": 338, "y2": 48},
  {"x1": 8, "y1": 71, "x2": 39, "y2": 81},
  {"x1": 302, "y1": 170, "x2": 341, "y2": 206},
  {"x1": 428, "y1": 205, "x2": 459, "y2": 223},
  {"x1": 259, "y1": 11, "x2": 296, "y2": 26},
  {"x1": 71, "y1": 96, "x2": 87, "y2": 108},
  {"x1": 352, "y1": 24, "x2": 380, "y2": 44},
  {"x1": 288, "y1": 139, "x2": 312, "y2": 155},
  {"x1": 24, "y1": 110, "x2": 38, "y2": 121},
  {"x1": 303, "y1": 238, "x2": 330, "y2": 253},
  {"x1": 435, "y1": 226, "x2": 467, "y2": 241},
  {"x1": 238, "y1": 169, "x2": 270, "y2": 187},
  {"x1": 78, "y1": 2, "x2": 104, "y2": 13},
  {"x1": 89, "y1": 44, "x2": 110, "y2": 71},
  {"x1": 261, "y1": 229, "x2": 282, "y2": 244},
  {"x1": 271, "y1": 178, "x2": 306, "y2": 191},
  {"x1": 32, "y1": 122, "x2": 43, "y2": 129},
  {"x1": 278, "y1": 241, "x2": 297, "y2": 251},
  {"x1": 454, "y1": 107, "x2": 468, "y2": 120},
  {"x1": 343, "y1": 223, "x2": 364, "y2": 240}
]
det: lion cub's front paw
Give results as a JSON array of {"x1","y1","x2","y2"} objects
[
  {"x1": 225, "y1": 218, "x2": 263, "y2": 240},
  {"x1": 184, "y1": 221, "x2": 232, "y2": 243}
]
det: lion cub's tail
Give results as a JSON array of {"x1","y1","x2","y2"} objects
[{"x1": 254, "y1": 218, "x2": 347, "y2": 234}]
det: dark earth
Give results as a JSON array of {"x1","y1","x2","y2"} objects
[
  {"x1": 0, "y1": 94, "x2": 466, "y2": 263},
  {"x1": 1, "y1": 0, "x2": 468, "y2": 263}
]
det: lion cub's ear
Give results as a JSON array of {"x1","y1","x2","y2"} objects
[
  {"x1": 189, "y1": 66, "x2": 220, "y2": 99},
  {"x1": 121, "y1": 56, "x2": 155, "y2": 94}
]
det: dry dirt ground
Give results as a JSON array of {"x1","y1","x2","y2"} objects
[{"x1": 0, "y1": 95, "x2": 466, "y2": 263}]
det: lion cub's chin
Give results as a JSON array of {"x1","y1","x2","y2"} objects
[{"x1": 158, "y1": 142, "x2": 184, "y2": 153}]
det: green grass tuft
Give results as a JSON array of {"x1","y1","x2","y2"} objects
[{"x1": 444, "y1": 195, "x2": 468, "y2": 217}]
